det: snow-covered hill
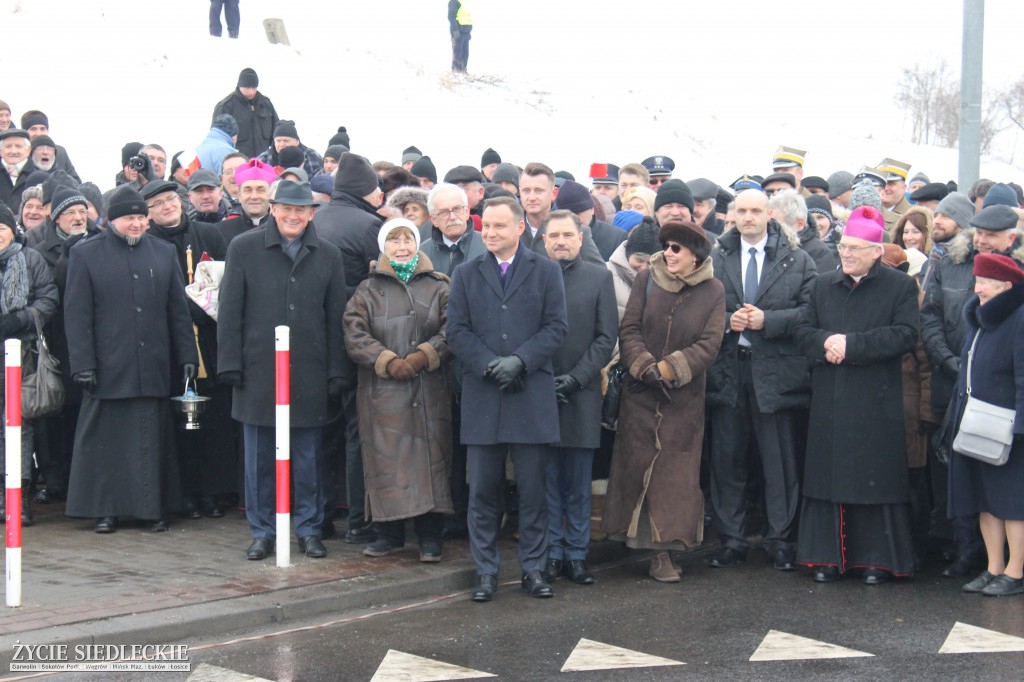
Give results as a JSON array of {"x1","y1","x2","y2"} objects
[{"x1": 2, "y1": 0, "x2": 1022, "y2": 192}]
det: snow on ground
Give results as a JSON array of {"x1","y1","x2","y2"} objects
[{"x1": 2, "y1": 0, "x2": 1022, "y2": 193}]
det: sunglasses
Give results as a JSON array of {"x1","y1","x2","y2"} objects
[
  {"x1": 662, "y1": 243, "x2": 683, "y2": 254},
  {"x1": 649, "y1": 177, "x2": 670, "y2": 186}
]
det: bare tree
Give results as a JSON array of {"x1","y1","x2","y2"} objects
[{"x1": 1003, "y1": 77, "x2": 1024, "y2": 134}]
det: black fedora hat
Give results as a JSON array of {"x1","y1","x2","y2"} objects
[{"x1": 270, "y1": 180, "x2": 320, "y2": 207}]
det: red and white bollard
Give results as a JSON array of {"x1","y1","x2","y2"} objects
[
  {"x1": 5, "y1": 339, "x2": 22, "y2": 607},
  {"x1": 275, "y1": 326, "x2": 291, "y2": 568}
]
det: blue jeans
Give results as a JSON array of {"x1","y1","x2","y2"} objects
[{"x1": 210, "y1": 0, "x2": 240, "y2": 37}]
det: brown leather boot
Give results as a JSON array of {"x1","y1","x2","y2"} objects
[{"x1": 649, "y1": 551, "x2": 681, "y2": 583}]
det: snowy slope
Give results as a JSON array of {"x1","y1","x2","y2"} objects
[{"x1": 2, "y1": 0, "x2": 1022, "y2": 192}]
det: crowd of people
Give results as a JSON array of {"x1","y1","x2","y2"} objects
[{"x1": 2, "y1": 66, "x2": 1024, "y2": 602}]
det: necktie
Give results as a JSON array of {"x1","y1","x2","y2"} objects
[
  {"x1": 743, "y1": 247, "x2": 759, "y2": 304},
  {"x1": 499, "y1": 262, "x2": 509, "y2": 277}
]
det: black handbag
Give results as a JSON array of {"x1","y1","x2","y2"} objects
[
  {"x1": 601, "y1": 363, "x2": 625, "y2": 431},
  {"x1": 21, "y1": 308, "x2": 65, "y2": 419}
]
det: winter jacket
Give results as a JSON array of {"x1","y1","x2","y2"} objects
[
  {"x1": 589, "y1": 217, "x2": 628, "y2": 262},
  {"x1": 707, "y1": 223, "x2": 817, "y2": 413},
  {"x1": 418, "y1": 225, "x2": 487, "y2": 277},
  {"x1": 195, "y1": 127, "x2": 237, "y2": 176},
  {"x1": 0, "y1": 160, "x2": 38, "y2": 213},
  {"x1": 343, "y1": 254, "x2": 454, "y2": 522},
  {"x1": 212, "y1": 89, "x2": 279, "y2": 160},
  {"x1": 314, "y1": 190, "x2": 384, "y2": 297},
  {"x1": 797, "y1": 223, "x2": 838, "y2": 275}
]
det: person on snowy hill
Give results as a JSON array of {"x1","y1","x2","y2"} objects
[
  {"x1": 448, "y1": 0, "x2": 472, "y2": 73},
  {"x1": 210, "y1": 0, "x2": 240, "y2": 39},
  {"x1": 257, "y1": 120, "x2": 323, "y2": 179},
  {"x1": 213, "y1": 68, "x2": 279, "y2": 159}
]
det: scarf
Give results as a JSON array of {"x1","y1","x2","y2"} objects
[
  {"x1": 390, "y1": 254, "x2": 419, "y2": 283},
  {"x1": 0, "y1": 242, "x2": 30, "y2": 315}
]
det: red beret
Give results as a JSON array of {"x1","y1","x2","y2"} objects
[{"x1": 973, "y1": 253, "x2": 1024, "y2": 284}]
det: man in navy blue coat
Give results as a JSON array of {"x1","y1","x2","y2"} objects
[{"x1": 447, "y1": 196, "x2": 568, "y2": 601}]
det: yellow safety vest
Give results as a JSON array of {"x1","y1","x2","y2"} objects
[{"x1": 456, "y1": 3, "x2": 472, "y2": 26}]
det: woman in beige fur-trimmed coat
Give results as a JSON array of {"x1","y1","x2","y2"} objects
[{"x1": 602, "y1": 220, "x2": 725, "y2": 582}]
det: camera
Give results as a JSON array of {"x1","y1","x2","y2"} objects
[{"x1": 128, "y1": 155, "x2": 149, "y2": 172}]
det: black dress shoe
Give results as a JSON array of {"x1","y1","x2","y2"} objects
[
  {"x1": 419, "y1": 540, "x2": 443, "y2": 563},
  {"x1": 863, "y1": 568, "x2": 890, "y2": 585},
  {"x1": 363, "y1": 538, "x2": 403, "y2": 557},
  {"x1": 345, "y1": 525, "x2": 376, "y2": 544},
  {"x1": 34, "y1": 488, "x2": 65, "y2": 504},
  {"x1": 246, "y1": 537, "x2": 274, "y2": 560},
  {"x1": 942, "y1": 554, "x2": 984, "y2": 578},
  {"x1": 149, "y1": 519, "x2": 170, "y2": 532},
  {"x1": 771, "y1": 549, "x2": 796, "y2": 571},
  {"x1": 199, "y1": 496, "x2": 225, "y2": 518},
  {"x1": 708, "y1": 547, "x2": 747, "y2": 568},
  {"x1": 298, "y1": 535, "x2": 327, "y2": 558},
  {"x1": 178, "y1": 498, "x2": 202, "y2": 520},
  {"x1": 521, "y1": 570, "x2": 554, "y2": 598},
  {"x1": 981, "y1": 574, "x2": 1024, "y2": 597},
  {"x1": 542, "y1": 558, "x2": 564, "y2": 583},
  {"x1": 471, "y1": 575, "x2": 497, "y2": 602},
  {"x1": 567, "y1": 560, "x2": 596, "y2": 585},
  {"x1": 962, "y1": 570, "x2": 997, "y2": 593},
  {"x1": 813, "y1": 566, "x2": 840, "y2": 583},
  {"x1": 95, "y1": 517, "x2": 117, "y2": 534}
]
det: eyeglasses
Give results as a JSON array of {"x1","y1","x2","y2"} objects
[
  {"x1": 146, "y1": 196, "x2": 179, "y2": 210},
  {"x1": 764, "y1": 188, "x2": 790, "y2": 197},
  {"x1": 433, "y1": 205, "x2": 467, "y2": 220},
  {"x1": 662, "y1": 242, "x2": 683, "y2": 254},
  {"x1": 836, "y1": 243, "x2": 877, "y2": 254},
  {"x1": 649, "y1": 177, "x2": 669, "y2": 187}
]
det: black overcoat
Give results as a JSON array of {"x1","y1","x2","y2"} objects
[
  {"x1": 314, "y1": 190, "x2": 384, "y2": 297},
  {"x1": 552, "y1": 257, "x2": 617, "y2": 449},
  {"x1": 794, "y1": 261, "x2": 919, "y2": 504},
  {"x1": 217, "y1": 218, "x2": 348, "y2": 428},
  {"x1": 447, "y1": 245, "x2": 568, "y2": 445},
  {"x1": 707, "y1": 224, "x2": 817, "y2": 412},
  {"x1": 64, "y1": 230, "x2": 197, "y2": 399}
]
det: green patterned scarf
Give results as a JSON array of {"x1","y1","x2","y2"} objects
[{"x1": 389, "y1": 255, "x2": 419, "y2": 283}]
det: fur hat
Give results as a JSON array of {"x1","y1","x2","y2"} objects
[
  {"x1": 658, "y1": 220, "x2": 711, "y2": 261},
  {"x1": 386, "y1": 186, "x2": 429, "y2": 212},
  {"x1": 974, "y1": 253, "x2": 1024, "y2": 284}
]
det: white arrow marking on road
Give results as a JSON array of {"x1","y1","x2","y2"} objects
[
  {"x1": 187, "y1": 663, "x2": 274, "y2": 681},
  {"x1": 750, "y1": 630, "x2": 874, "y2": 661},
  {"x1": 370, "y1": 649, "x2": 496, "y2": 681},
  {"x1": 560, "y1": 638, "x2": 685, "y2": 672},
  {"x1": 939, "y1": 621, "x2": 1024, "y2": 654}
]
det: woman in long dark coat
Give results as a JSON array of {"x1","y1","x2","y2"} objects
[
  {"x1": 602, "y1": 221, "x2": 725, "y2": 582},
  {"x1": 0, "y1": 204, "x2": 58, "y2": 527},
  {"x1": 948, "y1": 253, "x2": 1024, "y2": 596},
  {"x1": 793, "y1": 206, "x2": 919, "y2": 585},
  {"x1": 343, "y1": 218, "x2": 454, "y2": 562}
]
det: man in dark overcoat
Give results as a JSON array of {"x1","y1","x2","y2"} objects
[
  {"x1": 212, "y1": 68, "x2": 278, "y2": 159},
  {"x1": 706, "y1": 189, "x2": 817, "y2": 571},
  {"x1": 539, "y1": 211, "x2": 617, "y2": 586},
  {"x1": 217, "y1": 181, "x2": 348, "y2": 561},
  {"x1": 142, "y1": 180, "x2": 233, "y2": 518},
  {"x1": 793, "y1": 206, "x2": 919, "y2": 585},
  {"x1": 64, "y1": 186, "x2": 198, "y2": 533},
  {"x1": 447, "y1": 196, "x2": 568, "y2": 601}
]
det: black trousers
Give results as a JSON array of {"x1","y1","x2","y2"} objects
[
  {"x1": 342, "y1": 386, "x2": 369, "y2": 531},
  {"x1": 375, "y1": 513, "x2": 445, "y2": 546},
  {"x1": 451, "y1": 27, "x2": 471, "y2": 72},
  {"x1": 710, "y1": 351, "x2": 800, "y2": 553},
  {"x1": 468, "y1": 443, "x2": 548, "y2": 576}
]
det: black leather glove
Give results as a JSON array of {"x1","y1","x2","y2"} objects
[
  {"x1": 73, "y1": 370, "x2": 97, "y2": 392},
  {"x1": 183, "y1": 363, "x2": 197, "y2": 384},
  {"x1": 501, "y1": 375, "x2": 525, "y2": 393},
  {"x1": 941, "y1": 356, "x2": 961, "y2": 377},
  {"x1": 554, "y1": 375, "x2": 580, "y2": 405},
  {"x1": 218, "y1": 371, "x2": 243, "y2": 387},
  {"x1": 641, "y1": 366, "x2": 672, "y2": 403},
  {"x1": 486, "y1": 355, "x2": 525, "y2": 390},
  {"x1": 328, "y1": 377, "x2": 346, "y2": 397},
  {"x1": 0, "y1": 312, "x2": 22, "y2": 338}
]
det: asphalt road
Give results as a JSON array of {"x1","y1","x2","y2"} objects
[{"x1": 31, "y1": 549, "x2": 1024, "y2": 682}]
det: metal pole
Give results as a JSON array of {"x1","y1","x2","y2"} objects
[
  {"x1": 275, "y1": 326, "x2": 291, "y2": 568},
  {"x1": 958, "y1": 0, "x2": 985, "y2": 190},
  {"x1": 5, "y1": 339, "x2": 22, "y2": 607}
]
